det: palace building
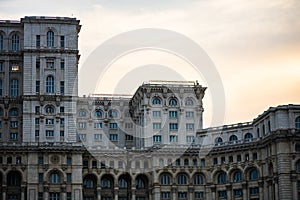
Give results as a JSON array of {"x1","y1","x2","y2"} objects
[{"x1": 0, "y1": 16, "x2": 300, "y2": 200}]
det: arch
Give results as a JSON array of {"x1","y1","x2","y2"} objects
[
  {"x1": 185, "y1": 97, "x2": 194, "y2": 106},
  {"x1": 49, "y1": 171, "x2": 61, "y2": 184},
  {"x1": 295, "y1": 116, "x2": 300, "y2": 129},
  {"x1": 101, "y1": 174, "x2": 114, "y2": 189},
  {"x1": 216, "y1": 171, "x2": 227, "y2": 184},
  {"x1": 248, "y1": 168, "x2": 259, "y2": 181},
  {"x1": 177, "y1": 173, "x2": 188, "y2": 185},
  {"x1": 215, "y1": 137, "x2": 223, "y2": 145},
  {"x1": 83, "y1": 174, "x2": 97, "y2": 199},
  {"x1": 229, "y1": 135, "x2": 238, "y2": 142},
  {"x1": 9, "y1": 108, "x2": 19, "y2": 116},
  {"x1": 46, "y1": 76, "x2": 55, "y2": 93},
  {"x1": 6, "y1": 170, "x2": 22, "y2": 200},
  {"x1": 244, "y1": 133, "x2": 253, "y2": 141},
  {"x1": 108, "y1": 109, "x2": 119, "y2": 118},
  {"x1": 168, "y1": 97, "x2": 178, "y2": 106},
  {"x1": 118, "y1": 173, "x2": 131, "y2": 189},
  {"x1": 152, "y1": 97, "x2": 162, "y2": 105},
  {"x1": 94, "y1": 109, "x2": 103, "y2": 118},
  {"x1": 11, "y1": 33, "x2": 20, "y2": 51},
  {"x1": 159, "y1": 172, "x2": 172, "y2": 185},
  {"x1": 47, "y1": 30, "x2": 55, "y2": 47},
  {"x1": 193, "y1": 173, "x2": 204, "y2": 185},
  {"x1": 45, "y1": 105, "x2": 55, "y2": 114},
  {"x1": 231, "y1": 169, "x2": 243, "y2": 183},
  {"x1": 135, "y1": 174, "x2": 148, "y2": 189}
]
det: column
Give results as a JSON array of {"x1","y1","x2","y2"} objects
[
  {"x1": 226, "y1": 184, "x2": 232, "y2": 200},
  {"x1": 21, "y1": 186, "x2": 25, "y2": 200},
  {"x1": 2, "y1": 186, "x2": 6, "y2": 200},
  {"x1": 132, "y1": 188, "x2": 136, "y2": 200},
  {"x1": 152, "y1": 185, "x2": 160, "y2": 200},
  {"x1": 97, "y1": 187, "x2": 101, "y2": 200},
  {"x1": 258, "y1": 180, "x2": 264, "y2": 200},
  {"x1": 44, "y1": 186, "x2": 49, "y2": 200},
  {"x1": 61, "y1": 186, "x2": 66, "y2": 200},
  {"x1": 171, "y1": 187, "x2": 177, "y2": 200},
  {"x1": 274, "y1": 177, "x2": 279, "y2": 200},
  {"x1": 242, "y1": 182, "x2": 247, "y2": 200},
  {"x1": 210, "y1": 185, "x2": 216, "y2": 200},
  {"x1": 188, "y1": 187, "x2": 194, "y2": 200},
  {"x1": 114, "y1": 187, "x2": 118, "y2": 200}
]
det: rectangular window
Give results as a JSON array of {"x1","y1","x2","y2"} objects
[
  {"x1": 169, "y1": 111, "x2": 178, "y2": 118},
  {"x1": 0, "y1": 61, "x2": 3, "y2": 71},
  {"x1": 10, "y1": 133, "x2": 18, "y2": 140},
  {"x1": 218, "y1": 191, "x2": 227, "y2": 198},
  {"x1": 10, "y1": 121, "x2": 18, "y2": 128},
  {"x1": 46, "y1": 130, "x2": 54, "y2": 137},
  {"x1": 16, "y1": 156, "x2": 21, "y2": 164},
  {"x1": 94, "y1": 134, "x2": 102, "y2": 141},
  {"x1": 10, "y1": 79, "x2": 19, "y2": 96},
  {"x1": 46, "y1": 118, "x2": 54, "y2": 125},
  {"x1": 109, "y1": 123, "x2": 118, "y2": 129},
  {"x1": 161, "y1": 192, "x2": 170, "y2": 199},
  {"x1": 66, "y1": 193, "x2": 71, "y2": 200},
  {"x1": 46, "y1": 59, "x2": 55, "y2": 69},
  {"x1": 0, "y1": 133, "x2": 2, "y2": 139},
  {"x1": 49, "y1": 193, "x2": 60, "y2": 200},
  {"x1": 60, "y1": 107, "x2": 64, "y2": 113},
  {"x1": 153, "y1": 135, "x2": 162, "y2": 142},
  {"x1": 194, "y1": 192, "x2": 204, "y2": 199},
  {"x1": 237, "y1": 155, "x2": 241, "y2": 162},
  {"x1": 125, "y1": 134, "x2": 133, "y2": 141},
  {"x1": 213, "y1": 157, "x2": 218, "y2": 165},
  {"x1": 233, "y1": 189, "x2": 243, "y2": 197},
  {"x1": 36, "y1": 59, "x2": 40, "y2": 68},
  {"x1": 229, "y1": 156, "x2": 233, "y2": 163},
  {"x1": 153, "y1": 123, "x2": 161, "y2": 130},
  {"x1": 253, "y1": 152, "x2": 258, "y2": 160},
  {"x1": 36, "y1": 35, "x2": 40, "y2": 47},
  {"x1": 169, "y1": 135, "x2": 178, "y2": 142},
  {"x1": 186, "y1": 136, "x2": 195, "y2": 143},
  {"x1": 38, "y1": 192, "x2": 43, "y2": 200},
  {"x1": 60, "y1": 131, "x2": 64, "y2": 137},
  {"x1": 60, "y1": 36, "x2": 65, "y2": 47},
  {"x1": 0, "y1": 77, "x2": 2, "y2": 97},
  {"x1": 186, "y1": 123, "x2": 195, "y2": 131},
  {"x1": 60, "y1": 60, "x2": 65, "y2": 70},
  {"x1": 35, "y1": 81, "x2": 40, "y2": 94},
  {"x1": 38, "y1": 156, "x2": 44, "y2": 164},
  {"x1": 221, "y1": 157, "x2": 226, "y2": 164},
  {"x1": 60, "y1": 81, "x2": 64, "y2": 94},
  {"x1": 200, "y1": 158, "x2": 205, "y2": 167},
  {"x1": 186, "y1": 111, "x2": 194, "y2": 118},
  {"x1": 78, "y1": 122, "x2": 86, "y2": 129},
  {"x1": 178, "y1": 192, "x2": 187, "y2": 199},
  {"x1": 35, "y1": 106, "x2": 40, "y2": 114},
  {"x1": 250, "y1": 187, "x2": 259, "y2": 195},
  {"x1": 94, "y1": 122, "x2": 102, "y2": 129},
  {"x1": 169, "y1": 123, "x2": 178, "y2": 131},
  {"x1": 66, "y1": 173, "x2": 72, "y2": 183},
  {"x1": 60, "y1": 118, "x2": 64, "y2": 125},
  {"x1": 78, "y1": 134, "x2": 86, "y2": 140},
  {"x1": 245, "y1": 154, "x2": 249, "y2": 161},
  {"x1": 38, "y1": 173, "x2": 43, "y2": 183},
  {"x1": 11, "y1": 62, "x2": 20, "y2": 71},
  {"x1": 125, "y1": 123, "x2": 133, "y2": 129},
  {"x1": 109, "y1": 134, "x2": 118, "y2": 141},
  {"x1": 153, "y1": 111, "x2": 161, "y2": 117},
  {"x1": 35, "y1": 130, "x2": 40, "y2": 137},
  {"x1": 66, "y1": 157, "x2": 72, "y2": 165}
]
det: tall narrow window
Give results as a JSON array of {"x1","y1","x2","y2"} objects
[
  {"x1": 60, "y1": 81, "x2": 64, "y2": 94},
  {"x1": 36, "y1": 35, "x2": 40, "y2": 47},
  {"x1": 0, "y1": 62, "x2": 3, "y2": 71},
  {"x1": 12, "y1": 34, "x2": 20, "y2": 51},
  {"x1": 0, "y1": 34, "x2": 3, "y2": 50},
  {"x1": 36, "y1": 81, "x2": 40, "y2": 93},
  {"x1": 46, "y1": 76, "x2": 54, "y2": 93},
  {"x1": 60, "y1": 36, "x2": 65, "y2": 47},
  {"x1": 47, "y1": 31, "x2": 54, "y2": 47},
  {"x1": 0, "y1": 79, "x2": 2, "y2": 96},
  {"x1": 10, "y1": 79, "x2": 19, "y2": 96},
  {"x1": 295, "y1": 117, "x2": 300, "y2": 129},
  {"x1": 60, "y1": 59, "x2": 65, "y2": 70}
]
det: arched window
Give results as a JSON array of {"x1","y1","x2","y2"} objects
[
  {"x1": 0, "y1": 79, "x2": 2, "y2": 96},
  {"x1": 10, "y1": 79, "x2": 19, "y2": 96},
  {"x1": 47, "y1": 31, "x2": 54, "y2": 47},
  {"x1": 185, "y1": 98, "x2": 194, "y2": 106},
  {"x1": 136, "y1": 177, "x2": 145, "y2": 189},
  {"x1": 177, "y1": 174, "x2": 187, "y2": 185},
  {"x1": 215, "y1": 137, "x2": 223, "y2": 145},
  {"x1": 217, "y1": 172, "x2": 226, "y2": 184},
  {"x1": 249, "y1": 169, "x2": 259, "y2": 180},
  {"x1": 108, "y1": 110, "x2": 118, "y2": 118},
  {"x1": 0, "y1": 33, "x2": 3, "y2": 50},
  {"x1": 244, "y1": 133, "x2": 253, "y2": 141},
  {"x1": 9, "y1": 108, "x2": 19, "y2": 116},
  {"x1": 7, "y1": 171, "x2": 21, "y2": 186},
  {"x1": 169, "y1": 98, "x2": 178, "y2": 106},
  {"x1": 84, "y1": 176, "x2": 97, "y2": 189},
  {"x1": 101, "y1": 177, "x2": 112, "y2": 189},
  {"x1": 193, "y1": 174, "x2": 204, "y2": 185},
  {"x1": 12, "y1": 34, "x2": 20, "y2": 51},
  {"x1": 49, "y1": 172, "x2": 60, "y2": 184},
  {"x1": 233, "y1": 170, "x2": 242, "y2": 182},
  {"x1": 118, "y1": 178, "x2": 128, "y2": 189},
  {"x1": 45, "y1": 105, "x2": 55, "y2": 114},
  {"x1": 152, "y1": 97, "x2": 161, "y2": 105},
  {"x1": 78, "y1": 110, "x2": 86, "y2": 117},
  {"x1": 295, "y1": 117, "x2": 300, "y2": 129},
  {"x1": 160, "y1": 174, "x2": 171, "y2": 185},
  {"x1": 46, "y1": 76, "x2": 55, "y2": 93},
  {"x1": 94, "y1": 109, "x2": 103, "y2": 118},
  {"x1": 229, "y1": 135, "x2": 238, "y2": 142},
  {"x1": 184, "y1": 159, "x2": 189, "y2": 166}
]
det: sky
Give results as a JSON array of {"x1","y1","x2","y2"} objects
[{"x1": 1, "y1": 0, "x2": 300, "y2": 128}]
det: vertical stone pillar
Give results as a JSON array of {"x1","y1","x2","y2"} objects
[
  {"x1": 132, "y1": 188, "x2": 136, "y2": 200},
  {"x1": 44, "y1": 186, "x2": 49, "y2": 200},
  {"x1": 292, "y1": 176, "x2": 298, "y2": 200},
  {"x1": 97, "y1": 187, "x2": 101, "y2": 200},
  {"x1": 114, "y1": 187, "x2": 118, "y2": 200},
  {"x1": 188, "y1": 187, "x2": 194, "y2": 200},
  {"x1": 210, "y1": 185, "x2": 216, "y2": 200},
  {"x1": 2, "y1": 186, "x2": 6, "y2": 200},
  {"x1": 258, "y1": 180, "x2": 264, "y2": 200},
  {"x1": 171, "y1": 187, "x2": 177, "y2": 200},
  {"x1": 226, "y1": 184, "x2": 232, "y2": 200},
  {"x1": 242, "y1": 182, "x2": 247, "y2": 200},
  {"x1": 152, "y1": 185, "x2": 160, "y2": 200}
]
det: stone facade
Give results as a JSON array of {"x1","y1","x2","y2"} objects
[{"x1": 0, "y1": 16, "x2": 300, "y2": 200}]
